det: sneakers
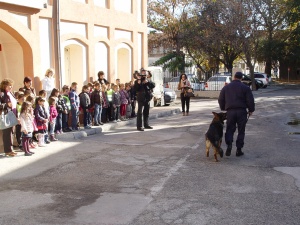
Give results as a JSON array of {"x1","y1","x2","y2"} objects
[
  {"x1": 225, "y1": 144, "x2": 232, "y2": 156},
  {"x1": 117, "y1": 119, "x2": 121, "y2": 122},
  {"x1": 236, "y1": 148, "x2": 244, "y2": 157},
  {"x1": 84, "y1": 125, "x2": 92, "y2": 129},
  {"x1": 112, "y1": 120, "x2": 117, "y2": 123}
]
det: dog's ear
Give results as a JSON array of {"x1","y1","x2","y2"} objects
[{"x1": 212, "y1": 112, "x2": 217, "y2": 116}]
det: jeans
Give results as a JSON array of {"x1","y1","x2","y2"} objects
[
  {"x1": 94, "y1": 103, "x2": 102, "y2": 124},
  {"x1": 180, "y1": 93, "x2": 190, "y2": 113},
  {"x1": 55, "y1": 112, "x2": 62, "y2": 132},
  {"x1": 49, "y1": 119, "x2": 56, "y2": 135},
  {"x1": 62, "y1": 112, "x2": 69, "y2": 129},
  {"x1": 71, "y1": 108, "x2": 79, "y2": 129},
  {"x1": 113, "y1": 106, "x2": 120, "y2": 121},
  {"x1": 101, "y1": 107, "x2": 107, "y2": 122},
  {"x1": 83, "y1": 109, "x2": 90, "y2": 127}
]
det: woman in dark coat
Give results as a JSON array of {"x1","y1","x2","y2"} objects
[{"x1": 0, "y1": 78, "x2": 18, "y2": 156}]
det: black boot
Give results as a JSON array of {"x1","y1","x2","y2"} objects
[
  {"x1": 226, "y1": 144, "x2": 232, "y2": 156},
  {"x1": 236, "y1": 148, "x2": 244, "y2": 156}
]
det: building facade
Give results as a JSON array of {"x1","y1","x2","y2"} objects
[{"x1": 0, "y1": 0, "x2": 148, "y2": 91}]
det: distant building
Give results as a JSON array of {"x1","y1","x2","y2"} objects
[{"x1": 0, "y1": 0, "x2": 148, "y2": 91}]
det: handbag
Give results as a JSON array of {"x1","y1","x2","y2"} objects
[
  {"x1": 184, "y1": 88, "x2": 195, "y2": 97},
  {"x1": 0, "y1": 110, "x2": 19, "y2": 130}
]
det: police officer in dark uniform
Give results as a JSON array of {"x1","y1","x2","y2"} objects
[
  {"x1": 134, "y1": 69, "x2": 155, "y2": 131},
  {"x1": 218, "y1": 72, "x2": 255, "y2": 156}
]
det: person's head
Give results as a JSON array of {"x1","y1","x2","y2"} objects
[
  {"x1": 45, "y1": 68, "x2": 55, "y2": 78},
  {"x1": 17, "y1": 93, "x2": 25, "y2": 103},
  {"x1": 71, "y1": 82, "x2": 78, "y2": 91},
  {"x1": 106, "y1": 82, "x2": 111, "y2": 90},
  {"x1": 147, "y1": 71, "x2": 152, "y2": 79},
  {"x1": 94, "y1": 82, "x2": 101, "y2": 91},
  {"x1": 119, "y1": 83, "x2": 125, "y2": 90},
  {"x1": 82, "y1": 85, "x2": 89, "y2": 93},
  {"x1": 98, "y1": 71, "x2": 105, "y2": 79},
  {"x1": 140, "y1": 68, "x2": 147, "y2": 76},
  {"x1": 26, "y1": 95, "x2": 35, "y2": 104},
  {"x1": 234, "y1": 72, "x2": 243, "y2": 80},
  {"x1": 50, "y1": 88, "x2": 60, "y2": 97},
  {"x1": 87, "y1": 82, "x2": 94, "y2": 90},
  {"x1": 116, "y1": 79, "x2": 120, "y2": 85},
  {"x1": 35, "y1": 96, "x2": 45, "y2": 106},
  {"x1": 62, "y1": 85, "x2": 70, "y2": 94},
  {"x1": 49, "y1": 97, "x2": 57, "y2": 106},
  {"x1": 125, "y1": 83, "x2": 131, "y2": 91},
  {"x1": 0, "y1": 78, "x2": 14, "y2": 92},
  {"x1": 113, "y1": 85, "x2": 119, "y2": 92},
  {"x1": 180, "y1": 73, "x2": 187, "y2": 81},
  {"x1": 39, "y1": 90, "x2": 47, "y2": 98},
  {"x1": 23, "y1": 77, "x2": 33, "y2": 88},
  {"x1": 136, "y1": 73, "x2": 142, "y2": 80},
  {"x1": 21, "y1": 101, "x2": 32, "y2": 114}
]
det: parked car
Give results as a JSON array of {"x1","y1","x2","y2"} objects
[
  {"x1": 167, "y1": 74, "x2": 205, "y2": 91},
  {"x1": 253, "y1": 72, "x2": 269, "y2": 88},
  {"x1": 205, "y1": 75, "x2": 232, "y2": 91},
  {"x1": 164, "y1": 87, "x2": 177, "y2": 105},
  {"x1": 241, "y1": 74, "x2": 264, "y2": 90}
]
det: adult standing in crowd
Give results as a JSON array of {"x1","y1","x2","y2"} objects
[
  {"x1": 134, "y1": 69, "x2": 155, "y2": 131},
  {"x1": 218, "y1": 72, "x2": 255, "y2": 157},
  {"x1": 42, "y1": 68, "x2": 55, "y2": 98},
  {"x1": 19, "y1": 76, "x2": 36, "y2": 97},
  {"x1": 178, "y1": 73, "x2": 191, "y2": 116},
  {"x1": 0, "y1": 78, "x2": 18, "y2": 156},
  {"x1": 97, "y1": 71, "x2": 108, "y2": 85}
]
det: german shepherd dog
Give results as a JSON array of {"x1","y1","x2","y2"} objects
[{"x1": 205, "y1": 112, "x2": 227, "y2": 162}]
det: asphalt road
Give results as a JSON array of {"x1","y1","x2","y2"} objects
[{"x1": 0, "y1": 84, "x2": 299, "y2": 225}]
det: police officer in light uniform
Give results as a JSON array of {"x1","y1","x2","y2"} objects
[
  {"x1": 134, "y1": 69, "x2": 155, "y2": 131},
  {"x1": 218, "y1": 72, "x2": 255, "y2": 157}
]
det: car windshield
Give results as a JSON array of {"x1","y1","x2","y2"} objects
[
  {"x1": 208, "y1": 77, "x2": 227, "y2": 82},
  {"x1": 254, "y1": 74, "x2": 264, "y2": 78}
]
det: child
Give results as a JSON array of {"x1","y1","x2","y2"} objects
[
  {"x1": 34, "y1": 97, "x2": 48, "y2": 147},
  {"x1": 16, "y1": 92, "x2": 25, "y2": 150},
  {"x1": 87, "y1": 82, "x2": 94, "y2": 126},
  {"x1": 19, "y1": 101, "x2": 35, "y2": 156},
  {"x1": 62, "y1": 85, "x2": 72, "y2": 132},
  {"x1": 69, "y1": 82, "x2": 80, "y2": 130},
  {"x1": 49, "y1": 97, "x2": 58, "y2": 141},
  {"x1": 91, "y1": 82, "x2": 103, "y2": 126},
  {"x1": 79, "y1": 85, "x2": 91, "y2": 129},
  {"x1": 106, "y1": 83, "x2": 113, "y2": 122},
  {"x1": 112, "y1": 85, "x2": 121, "y2": 122},
  {"x1": 125, "y1": 83, "x2": 132, "y2": 119},
  {"x1": 50, "y1": 88, "x2": 68, "y2": 134},
  {"x1": 25, "y1": 95, "x2": 37, "y2": 148},
  {"x1": 39, "y1": 90, "x2": 50, "y2": 144},
  {"x1": 129, "y1": 80, "x2": 137, "y2": 118},
  {"x1": 101, "y1": 84, "x2": 109, "y2": 123},
  {"x1": 119, "y1": 83, "x2": 129, "y2": 121}
]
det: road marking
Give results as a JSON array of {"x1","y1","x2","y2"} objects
[{"x1": 149, "y1": 154, "x2": 190, "y2": 197}]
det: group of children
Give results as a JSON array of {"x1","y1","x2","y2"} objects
[{"x1": 15, "y1": 74, "x2": 137, "y2": 156}]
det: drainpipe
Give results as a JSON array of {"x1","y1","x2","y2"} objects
[{"x1": 54, "y1": 0, "x2": 62, "y2": 89}]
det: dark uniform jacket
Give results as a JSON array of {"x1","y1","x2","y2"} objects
[{"x1": 218, "y1": 80, "x2": 255, "y2": 112}]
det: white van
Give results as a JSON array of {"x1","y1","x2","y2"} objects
[{"x1": 147, "y1": 66, "x2": 165, "y2": 106}]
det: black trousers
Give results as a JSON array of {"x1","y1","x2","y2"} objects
[
  {"x1": 136, "y1": 101, "x2": 150, "y2": 128},
  {"x1": 3, "y1": 127, "x2": 14, "y2": 153},
  {"x1": 180, "y1": 93, "x2": 190, "y2": 113},
  {"x1": 225, "y1": 109, "x2": 248, "y2": 149}
]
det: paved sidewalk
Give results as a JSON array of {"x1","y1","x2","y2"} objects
[{"x1": 58, "y1": 102, "x2": 181, "y2": 141}]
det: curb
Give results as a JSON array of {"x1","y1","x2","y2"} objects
[{"x1": 57, "y1": 108, "x2": 181, "y2": 140}]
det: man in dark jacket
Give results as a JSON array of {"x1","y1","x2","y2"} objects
[
  {"x1": 134, "y1": 69, "x2": 155, "y2": 131},
  {"x1": 218, "y1": 72, "x2": 255, "y2": 157}
]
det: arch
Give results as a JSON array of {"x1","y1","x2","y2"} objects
[
  {"x1": 61, "y1": 39, "x2": 88, "y2": 89},
  {"x1": 115, "y1": 43, "x2": 132, "y2": 83},
  {"x1": 0, "y1": 20, "x2": 33, "y2": 90},
  {"x1": 95, "y1": 41, "x2": 109, "y2": 81}
]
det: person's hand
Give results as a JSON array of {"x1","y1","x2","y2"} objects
[
  {"x1": 249, "y1": 112, "x2": 253, "y2": 116},
  {"x1": 44, "y1": 119, "x2": 48, "y2": 123},
  {"x1": 7, "y1": 102, "x2": 12, "y2": 108},
  {"x1": 137, "y1": 80, "x2": 141, "y2": 84},
  {"x1": 23, "y1": 130, "x2": 28, "y2": 134},
  {"x1": 86, "y1": 109, "x2": 89, "y2": 112}
]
